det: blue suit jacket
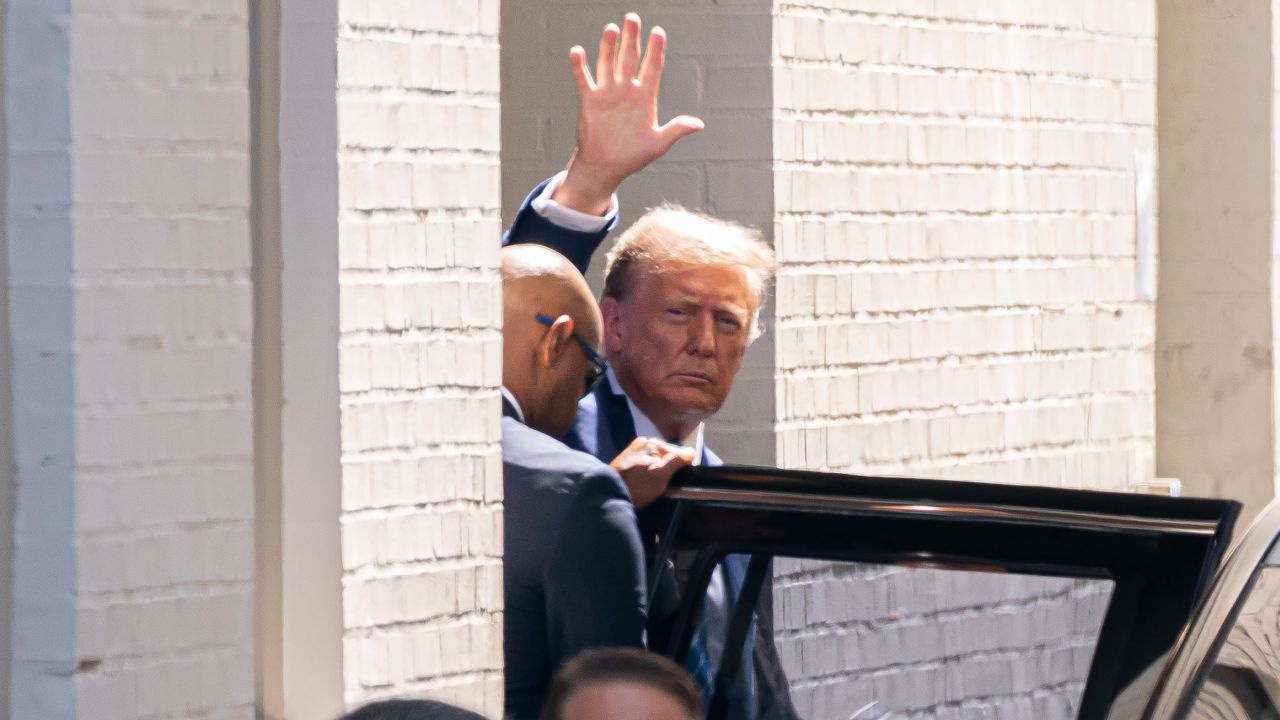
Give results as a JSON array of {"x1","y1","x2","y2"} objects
[
  {"x1": 502, "y1": 177, "x2": 614, "y2": 276},
  {"x1": 501, "y1": 397, "x2": 647, "y2": 720},
  {"x1": 505, "y1": 177, "x2": 798, "y2": 720}
]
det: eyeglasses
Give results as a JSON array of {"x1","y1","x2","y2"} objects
[{"x1": 535, "y1": 313, "x2": 608, "y2": 397}]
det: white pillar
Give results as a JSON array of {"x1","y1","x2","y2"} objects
[
  {"x1": 6, "y1": 0, "x2": 75, "y2": 713},
  {"x1": 6, "y1": 0, "x2": 256, "y2": 717},
  {"x1": 252, "y1": 0, "x2": 345, "y2": 718},
  {"x1": 336, "y1": 1, "x2": 505, "y2": 712}
]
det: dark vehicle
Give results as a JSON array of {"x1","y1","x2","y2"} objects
[{"x1": 646, "y1": 465, "x2": 1280, "y2": 720}]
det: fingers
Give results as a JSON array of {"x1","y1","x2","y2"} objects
[
  {"x1": 618, "y1": 437, "x2": 651, "y2": 458},
  {"x1": 596, "y1": 23, "x2": 619, "y2": 87},
  {"x1": 652, "y1": 449, "x2": 694, "y2": 472},
  {"x1": 612, "y1": 438, "x2": 689, "y2": 468},
  {"x1": 611, "y1": 437, "x2": 659, "y2": 470},
  {"x1": 618, "y1": 13, "x2": 643, "y2": 83},
  {"x1": 657, "y1": 115, "x2": 706, "y2": 152},
  {"x1": 568, "y1": 46, "x2": 595, "y2": 94},
  {"x1": 637, "y1": 26, "x2": 666, "y2": 89}
]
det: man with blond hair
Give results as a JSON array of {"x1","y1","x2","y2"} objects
[{"x1": 504, "y1": 13, "x2": 797, "y2": 720}]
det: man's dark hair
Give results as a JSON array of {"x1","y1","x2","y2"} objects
[
  {"x1": 540, "y1": 647, "x2": 702, "y2": 720},
  {"x1": 339, "y1": 698, "x2": 489, "y2": 720}
]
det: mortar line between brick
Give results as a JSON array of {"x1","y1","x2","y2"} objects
[
  {"x1": 773, "y1": 107, "x2": 1154, "y2": 130},
  {"x1": 775, "y1": 5, "x2": 1154, "y2": 42},
  {"x1": 777, "y1": 57, "x2": 1153, "y2": 88}
]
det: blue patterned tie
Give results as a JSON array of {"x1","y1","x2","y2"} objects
[
  {"x1": 684, "y1": 622, "x2": 715, "y2": 715},
  {"x1": 671, "y1": 435, "x2": 716, "y2": 715}
]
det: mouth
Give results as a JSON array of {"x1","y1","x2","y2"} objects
[{"x1": 672, "y1": 371, "x2": 714, "y2": 385}]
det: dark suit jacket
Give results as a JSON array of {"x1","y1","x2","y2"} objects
[
  {"x1": 502, "y1": 177, "x2": 615, "y2": 276},
  {"x1": 501, "y1": 397, "x2": 648, "y2": 720},
  {"x1": 505, "y1": 176, "x2": 799, "y2": 720},
  {"x1": 564, "y1": 381, "x2": 799, "y2": 720}
]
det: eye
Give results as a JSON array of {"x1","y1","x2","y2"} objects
[
  {"x1": 716, "y1": 314, "x2": 744, "y2": 331},
  {"x1": 665, "y1": 307, "x2": 690, "y2": 320}
]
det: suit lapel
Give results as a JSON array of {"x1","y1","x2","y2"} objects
[
  {"x1": 595, "y1": 380, "x2": 637, "y2": 459},
  {"x1": 501, "y1": 395, "x2": 521, "y2": 422}
]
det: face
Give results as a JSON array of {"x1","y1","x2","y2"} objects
[
  {"x1": 604, "y1": 262, "x2": 755, "y2": 433},
  {"x1": 561, "y1": 682, "x2": 691, "y2": 720}
]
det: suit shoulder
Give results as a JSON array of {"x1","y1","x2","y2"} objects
[
  {"x1": 560, "y1": 392, "x2": 600, "y2": 455},
  {"x1": 503, "y1": 416, "x2": 614, "y2": 479}
]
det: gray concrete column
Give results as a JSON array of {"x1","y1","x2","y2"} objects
[{"x1": 1157, "y1": 0, "x2": 1277, "y2": 517}]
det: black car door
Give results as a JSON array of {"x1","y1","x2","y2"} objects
[
  {"x1": 1142, "y1": 498, "x2": 1280, "y2": 719},
  {"x1": 644, "y1": 465, "x2": 1240, "y2": 720}
]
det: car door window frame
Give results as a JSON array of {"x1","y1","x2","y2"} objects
[
  {"x1": 1144, "y1": 498, "x2": 1280, "y2": 719},
  {"x1": 647, "y1": 466, "x2": 1240, "y2": 720}
]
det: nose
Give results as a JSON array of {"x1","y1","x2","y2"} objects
[{"x1": 686, "y1": 312, "x2": 715, "y2": 357}]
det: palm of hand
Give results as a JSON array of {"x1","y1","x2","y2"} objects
[{"x1": 557, "y1": 15, "x2": 704, "y2": 211}]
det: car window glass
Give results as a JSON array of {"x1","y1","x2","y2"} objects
[
  {"x1": 1187, "y1": 542, "x2": 1280, "y2": 720},
  {"x1": 689, "y1": 553, "x2": 1115, "y2": 719}
]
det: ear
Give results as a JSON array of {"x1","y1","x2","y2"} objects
[
  {"x1": 600, "y1": 296, "x2": 624, "y2": 355},
  {"x1": 535, "y1": 314, "x2": 575, "y2": 369}
]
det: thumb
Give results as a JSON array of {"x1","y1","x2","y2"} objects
[{"x1": 657, "y1": 115, "x2": 705, "y2": 150}]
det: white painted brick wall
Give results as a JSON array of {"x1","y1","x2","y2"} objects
[
  {"x1": 774, "y1": 1, "x2": 1156, "y2": 487},
  {"x1": 773, "y1": 560, "x2": 1111, "y2": 719},
  {"x1": 336, "y1": 0, "x2": 504, "y2": 714},
  {"x1": 772, "y1": 2, "x2": 1157, "y2": 717},
  {"x1": 8, "y1": 1, "x2": 256, "y2": 718},
  {"x1": 500, "y1": 0, "x2": 778, "y2": 465},
  {"x1": 71, "y1": 2, "x2": 257, "y2": 716}
]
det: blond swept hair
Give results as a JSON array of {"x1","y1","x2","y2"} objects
[{"x1": 602, "y1": 205, "x2": 776, "y2": 339}]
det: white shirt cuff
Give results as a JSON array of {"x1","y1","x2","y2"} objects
[{"x1": 531, "y1": 170, "x2": 618, "y2": 233}]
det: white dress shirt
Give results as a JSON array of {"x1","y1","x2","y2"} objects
[
  {"x1": 604, "y1": 368, "x2": 728, "y2": 667},
  {"x1": 500, "y1": 386, "x2": 525, "y2": 423},
  {"x1": 605, "y1": 367, "x2": 705, "y2": 461},
  {"x1": 531, "y1": 171, "x2": 619, "y2": 233}
]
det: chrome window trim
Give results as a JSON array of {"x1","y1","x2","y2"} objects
[
  {"x1": 1143, "y1": 497, "x2": 1280, "y2": 719},
  {"x1": 667, "y1": 486, "x2": 1222, "y2": 537}
]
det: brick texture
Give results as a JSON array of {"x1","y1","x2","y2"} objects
[
  {"x1": 336, "y1": 0, "x2": 504, "y2": 713},
  {"x1": 8, "y1": 1, "x2": 256, "y2": 717},
  {"x1": 774, "y1": 0, "x2": 1156, "y2": 485},
  {"x1": 71, "y1": 2, "x2": 257, "y2": 716},
  {"x1": 773, "y1": 559, "x2": 1111, "y2": 719},
  {"x1": 772, "y1": 2, "x2": 1157, "y2": 717}
]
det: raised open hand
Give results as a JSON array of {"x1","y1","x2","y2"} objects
[{"x1": 551, "y1": 13, "x2": 705, "y2": 216}]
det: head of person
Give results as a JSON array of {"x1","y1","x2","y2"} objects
[
  {"x1": 540, "y1": 648, "x2": 702, "y2": 720},
  {"x1": 502, "y1": 245, "x2": 607, "y2": 438},
  {"x1": 601, "y1": 206, "x2": 776, "y2": 440},
  {"x1": 338, "y1": 698, "x2": 488, "y2": 720}
]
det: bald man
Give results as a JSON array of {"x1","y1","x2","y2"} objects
[{"x1": 501, "y1": 245, "x2": 692, "y2": 720}]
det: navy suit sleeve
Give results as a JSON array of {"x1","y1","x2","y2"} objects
[
  {"x1": 544, "y1": 467, "x2": 647, "y2": 666},
  {"x1": 502, "y1": 176, "x2": 617, "y2": 275}
]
